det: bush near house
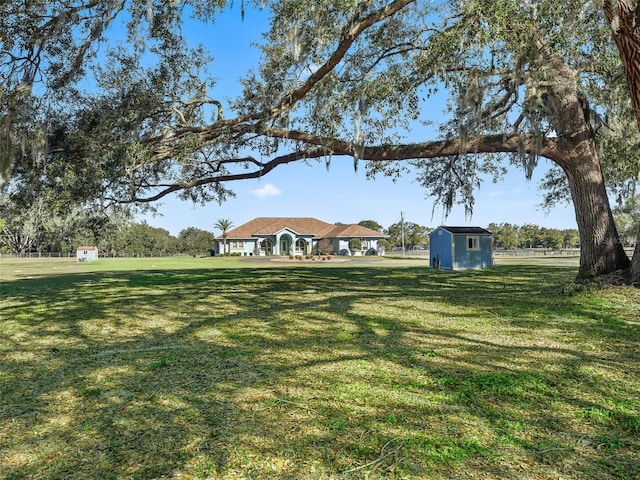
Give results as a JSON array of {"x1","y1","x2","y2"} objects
[{"x1": 348, "y1": 238, "x2": 362, "y2": 253}]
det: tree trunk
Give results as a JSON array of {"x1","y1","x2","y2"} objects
[
  {"x1": 604, "y1": 1, "x2": 640, "y2": 131},
  {"x1": 537, "y1": 47, "x2": 630, "y2": 279},
  {"x1": 559, "y1": 142, "x2": 631, "y2": 279},
  {"x1": 631, "y1": 226, "x2": 640, "y2": 284},
  {"x1": 603, "y1": 1, "x2": 640, "y2": 285}
]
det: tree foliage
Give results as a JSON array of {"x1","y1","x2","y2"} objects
[
  {"x1": 613, "y1": 195, "x2": 640, "y2": 246},
  {"x1": 113, "y1": 222, "x2": 178, "y2": 255},
  {"x1": 358, "y1": 219, "x2": 383, "y2": 232},
  {"x1": 488, "y1": 222, "x2": 580, "y2": 250},
  {"x1": 385, "y1": 221, "x2": 429, "y2": 249},
  {"x1": 179, "y1": 227, "x2": 215, "y2": 255},
  {"x1": 214, "y1": 218, "x2": 234, "y2": 254},
  {"x1": 0, "y1": 190, "x2": 130, "y2": 254}
]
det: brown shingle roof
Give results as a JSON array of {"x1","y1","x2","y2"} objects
[
  {"x1": 219, "y1": 217, "x2": 387, "y2": 239},
  {"x1": 221, "y1": 217, "x2": 332, "y2": 239},
  {"x1": 322, "y1": 224, "x2": 389, "y2": 238}
]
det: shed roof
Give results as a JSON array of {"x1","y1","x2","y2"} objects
[{"x1": 433, "y1": 226, "x2": 493, "y2": 235}]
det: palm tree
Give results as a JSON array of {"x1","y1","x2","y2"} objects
[{"x1": 214, "y1": 218, "x2": 234, "y2": 255}]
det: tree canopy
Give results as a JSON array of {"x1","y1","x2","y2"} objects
[{"x1": 2, "y1": 0, "x2": 640, "y2": 281}]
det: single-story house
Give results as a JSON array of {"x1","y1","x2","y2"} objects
[
  {"x1": 214, "y1": 217, "x2": 389, "y2": 256},
  {"x1": 76, "y1": 246, "x2": 99, "y2": 262},
  {"x1": 428, "y1": 226, "x2": 493, "y2": 270}
]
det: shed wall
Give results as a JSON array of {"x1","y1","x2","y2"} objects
[
  {"x1": 429, "y1": 229, "x2": 453, "y2": 269},
  {"x1": 453, "y1": 235, "x2": 493, "y2": 270}
]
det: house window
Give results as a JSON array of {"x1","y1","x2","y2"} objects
[
  {"x1": 231, "y1": 241, "x2": 244, "y2": 249},
  {"x1": 260, "y1": 239, "x2": 273, "y2": 254},
  {"x1": 295, "y1": 239, "x2": 307, "y2": 254},
  {"x1": 467, "y1": 236, "x2": 480, "y2": 251},
  {"x1": 361, "y1": 239, "x2": 369, "y2": 249}
]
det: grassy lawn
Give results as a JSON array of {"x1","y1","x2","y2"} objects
[{"x1": 1, "y1": 256, "x2": 638, "y2": 479}]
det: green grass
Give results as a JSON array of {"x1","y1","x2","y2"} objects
[{"x1": 1, "y1": 256, "x2": 639, "y2": 479}]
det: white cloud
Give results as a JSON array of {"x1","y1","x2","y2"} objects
[
  {"x1": 251, "y1": 183, "x2": 282, "y2": 198},
  {"x1": 487, "y1": 190, "x2": 504, "y2": 198}
]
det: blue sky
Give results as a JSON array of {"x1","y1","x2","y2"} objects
[{"x1": 140, "y1": 5, "x2": 578, "y2": 235}]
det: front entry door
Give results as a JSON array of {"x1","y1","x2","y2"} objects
[{"x1": 280, "y1": 236, "x2": 291, "y2": 255}]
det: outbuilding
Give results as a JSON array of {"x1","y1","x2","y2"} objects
[
  {"x1": 428, "y1": 226, "x2": 493, "y2": 270},
  {"x1": 76, "y1": 246, "x2": 98, "y2": 262}
]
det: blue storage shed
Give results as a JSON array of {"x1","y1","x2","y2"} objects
[{"x1": 429, "y1": 226, "x2": 493, "y2": 270}]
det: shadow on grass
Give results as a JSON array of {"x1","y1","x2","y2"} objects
[{"x1": 1, "y1": 265, "x2": 639, "y2": 478}]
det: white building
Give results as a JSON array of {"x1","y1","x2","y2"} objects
[{"x1": 76, "y1": 246, "x2": 98, "y2": 261}]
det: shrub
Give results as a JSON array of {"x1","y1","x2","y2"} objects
[
  {"x1": 317, "y1": 238, "x2": 333, "y2": 255},
  {"x1": 348, "y1": 238, "x2": 362, "y2": 252}
]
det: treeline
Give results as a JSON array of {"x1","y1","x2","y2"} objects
[
  {"x1": 2, "y1": 212, "x2": 631, "y2": 256},
  {"x1": 487, "y1": 223, "x2": 580, "y2": 250},
  {"x1": 0, "y1": 214, "x2": 214, "y2": 256},
  {"x1": 361, "y1": 220, "x2": 583, "y2": 250},
  {"x1": 109, "y1": 224, "x2": 215, "y2": 256}
]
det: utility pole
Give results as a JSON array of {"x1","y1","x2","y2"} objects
[{"x1": 400, "y1": 211, "x2": 405, "y2": 255}]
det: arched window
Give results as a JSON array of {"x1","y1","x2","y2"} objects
[
  {"x1": 260, "y1": 239, "x2": 273, "y2": 255},
  {"x1": 295, "y1": 239, "x2": 307, "y2": 254}
]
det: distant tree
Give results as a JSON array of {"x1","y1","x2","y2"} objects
[
  {"x1": 541, "y1": 228, "x2": 564, "y2": 250},
  {"x1": 0, "y1": 194, "x2": 45, "y2": 254},
  {"x1": 518, "y1": 224, "x2": 543, "y2": 249},
  {"x1": 114, "y1": 223, "x2": 177, "y2": 255},
  {"x1": 179, "y1": 227, "x2": 215, "y2": 256},
  {"x1": 317, "y1": 238, "x2": 333, "y2": 255},
  {"x1": 384, "y1": 223, "x2": 403, "y2": 249},
  {"x1": 0, "y1": 186, "x2": 130, "y2": 255},
  {"x1": 384, "y1": 222, "x2": 429, "y2": 249},
  {"x1": 561, "y1": 229, "x2": 580, "y2": 249},
  {"x1": 404, "y1": 223, "x2": 429, "y2": 249},
  {"x1": 613, "y1": 196, "x2": 640, "y2": 246},
  {"x1": 214, "y1": 218, "x2": 234, "y2": 255},
  {"x1": 358, "y1": 220, "x2": 383, "y2": 232},
  {"x1": 488, "y1": 223, "x2": 520, "y2": 249},
  {"x1": 377, "y1": 239, "x2": 391, "y2": 254}
]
